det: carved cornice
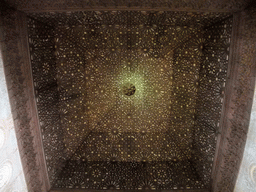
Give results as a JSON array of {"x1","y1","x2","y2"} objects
[
  {"x1": 211, "y1": 5, "x2": 256, "y2": 192},
  {"x1": 5, "y1": 0, "x2": 252, "y2": 13},
  {"x1": 0, "y1": 9, "x2": 50, "y2": 192}
]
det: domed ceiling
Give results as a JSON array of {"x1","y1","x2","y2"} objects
[{"x1": 27, "y1": 11, "x2": 232, "y2": 190}]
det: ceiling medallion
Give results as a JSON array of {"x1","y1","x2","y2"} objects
[{"x1": 123, "y1": 83, "x2": 136, "y2": 96}]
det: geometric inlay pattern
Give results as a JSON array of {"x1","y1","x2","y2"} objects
[{"x1": 27, "y1": 11, "x2": 232, "y2": 190}]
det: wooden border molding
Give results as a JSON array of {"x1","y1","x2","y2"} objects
[
  {"x1": 0, "y1": 6, "x2": 50, "y2": 192},
  {"x1": 5, "y1": 0, "x2": 252, "y2": 13},
  {"x1": 211, "y1": 5, "x2": 256, "y2": 192}
]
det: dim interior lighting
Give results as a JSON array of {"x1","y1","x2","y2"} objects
[{"x1": 28, "y1": 11, "x2": 232, "y2": 190}]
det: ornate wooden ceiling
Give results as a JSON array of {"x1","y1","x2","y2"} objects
[
  {"x1": 27, "y1": 11, "x2": 232, "y2": 190},
  {"x1": 1, "y1": 1, "x2": 256, "y2": 192}
]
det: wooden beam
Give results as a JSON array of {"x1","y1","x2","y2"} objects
[
  {"x1": 4, "y1": 0, "x2": 251, "y2": 13},
  {"x1": 50, "y1": 188, "x2": 210, "y2": 192}
]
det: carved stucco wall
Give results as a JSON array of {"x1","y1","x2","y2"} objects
[
  {"x1": 234, "y1": 85, "x2": 256, "y2": 191},
  {"x1": 0, "y1": 47, "x2": 27, "y2": 191}
]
